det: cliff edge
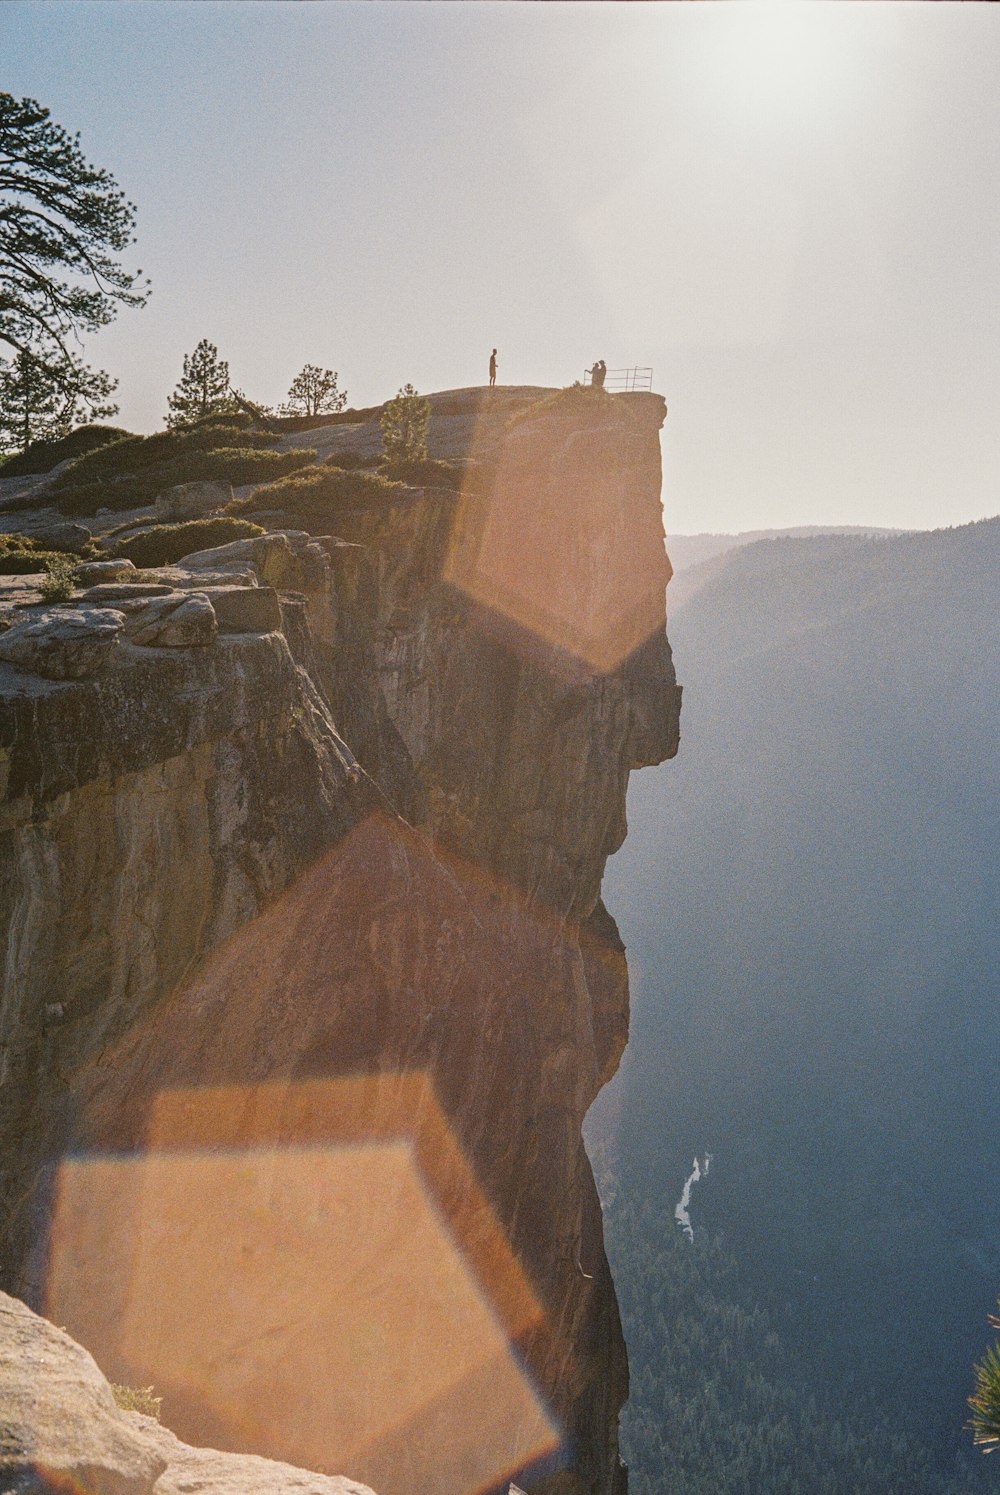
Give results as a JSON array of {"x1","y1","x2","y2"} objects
[{"x1": 0, "y1": 387, "x2": 680, "y2": 1495}]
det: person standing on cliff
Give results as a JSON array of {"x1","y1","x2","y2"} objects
[
  {"x1": 592, "y1": 359, "x2": 607, "y2": 390},
  {"x1": 489, "y1": 348, "x2": 497, "y2": 387}
]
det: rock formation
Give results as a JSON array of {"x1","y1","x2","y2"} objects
[
  {"x1": 0, "y1": 1289, "x2": 376, "y2": 1495},
  {"x1": 0, "y1": 388, "x2": 680, "y2": 1495}
]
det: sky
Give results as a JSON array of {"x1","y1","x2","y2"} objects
[{"x1": 3, "y1": 1, "x2": 999, "y2": 535}]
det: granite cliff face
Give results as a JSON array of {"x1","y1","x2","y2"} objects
[{"x1": 0, "y1": 389, "x2": 680, "y2": 1495}]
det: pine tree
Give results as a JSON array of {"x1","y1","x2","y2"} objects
[
  {"x1": 166, "y1": 340, "x2": 232, "y2": 428},
  {"x1": 281, "y1": 365, "x2": 347, "y2": 418},
  {"x1": 0, "y1": 93, "x2": 148, "y2": 390},
  {"x1": 0, "y1": 351, "x2": 117, "y2": 454},
  {"x1": 969, "y1": 1302, "x2": 1000, "y2": 1452},
  {"x1": 380, "y1": 383, "x2": 429, "y2": 462}
]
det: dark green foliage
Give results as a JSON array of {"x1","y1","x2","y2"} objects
[
  {"x1": 0, "y1": 92, "x2": 148, "y2": 393},
  {"x1": 0, "y1": 423, "x2": 132, "y2": 479},
  {"x1": 0, "y1": 351, "x2": 118, "y2": 455},
  {"x1": 601, "y1": 518, "x2": 1000, "y2": 1486},
  {"x1": 605, "y1": 1193, "x2": 984, "y2": 1495},
  {"x1": 51, "y1": 425, "x2": 312, "y2": 516},
  {"x1": 320, "y1": 450, "x2": 377, "y2": 470},
  {"x1": 0, "y1": 543, "x2": 67, "y2": 574},
  {"x1": 166, "y1": 339, "x2": 232, "y2": 428},
  {"x1": 969, "y1": 1304, "x2": 1000, "y2": 1451},
  {"x1": 281, "y1": 365, "x2": 347, "y2": 418},
  {"x1": 242, "y1": 464, "x2": 406, "y2": 528},
  {"x1": 105, "y1": 517, "x2": 264, "y2": 569},
  {"x1": 380, "y1": 384, "x2": 429, "y2": 463},
  {"x1": 37, "y1": 554, "x2": 76, "y2": 601},
  {"x1": 379, "y1": 457, "x2": 465, "y2": 491}
]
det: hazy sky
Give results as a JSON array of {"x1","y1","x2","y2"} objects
[{"x1": 4, "y1": 2, "x2": 999, "y2": 534}]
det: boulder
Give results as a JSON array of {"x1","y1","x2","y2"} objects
[
  {"x1": 28, "y1": 521, "x2": 92, "y2": 554},
  {"x1": 0, "y1": 1292, "x2": 377, "y2": 1495},
  {"x1": 197, "y1": 585, "x2": 282, "y2": 634},
  {"x1": 74, "y1": 559, "x2": 138, "y2": 587},
  {"x1": 153, "y1": 480, "x2": 233, "y2": 523},
  {"x1": 0, "y1": 1292, "x2": 167, "y2": 1495},
  {"x1": 82, "y1": 583, "x2": 178, "y2": 604},
  {"x1": 0, "y1": 606, "x2": 124, "y2": 680},
  {"x1": 178, "y1": 533, "x2": 327, "y2": 592},
  {"x1": 124, "y1": 592, "x2": 217, "y2": 649}
]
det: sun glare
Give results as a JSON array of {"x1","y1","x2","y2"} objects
[{"x1": 704, "y1": 2, "x2": 846, "y2": 126}]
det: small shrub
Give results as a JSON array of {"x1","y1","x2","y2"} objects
[
  {"x1": 0, "y1": 549, "x2": 66, "y2": 575},
  {"x1": 189, "y1": 447, "x2": 315, "y2": 486},
  {"x1": 106, "y1": 517, "x2": 265, "y2": 568},
  {"x1": 0, "y1": 424, "x2": 134, "y2": 480},
  {"x1": 54, "y1": 446, "x2": 315, "y2": 517},
  {"x1": 111, "y1": 1384, "x2": 162, "y2": 1420},
  {"x1": 380, "y1": 384, "x2": 430, "y2": 463},
  {"x1": 37, "y1": 555, "x2": 77, "y2": 602},
  {"x1": 245, "y1": 465, "x2": 406, "y2": 527},
  {"x1": 379, "y1": 457, "x2": 465, "y2": 491},
  {"x1": 321, "y1": 449, "x2": 375, "y2": 470}
]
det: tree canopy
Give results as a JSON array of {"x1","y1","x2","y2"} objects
[
  {"x1": 166, "y1": 339, "x2": 232, "y2": 428},
  {"x1": 0, "y1": 92, "x2": 148, "y2": 390},
  {"x1": 380, "y1": 383, "x2": 429, "y2": 462},
  {"x1": 281, "y1": 364, "x2": 347, "y2": 418},
  {"x1": 0, "y1": 350, "x2": 117, "y2": 454}
]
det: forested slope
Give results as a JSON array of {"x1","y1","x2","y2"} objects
[{"x1": 595, "y1": 518, "x2": 1000, "y2": 1488}]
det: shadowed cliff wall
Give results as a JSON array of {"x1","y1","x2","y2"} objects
[{"x1": 0, "y1": 388, "x2": 679, "y2": 1495}]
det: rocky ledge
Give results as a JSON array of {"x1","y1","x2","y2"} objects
[
  {"x1": 0, "y1": 1290, "x2": 375, "y2": 1495},
  {"x1": 0, "y1": 388, "x2": 680, "y2": 1495}
]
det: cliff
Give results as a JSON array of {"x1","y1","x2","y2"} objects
[{"x1": 0, "y1": 387, "x2": 680, "y2": 1495}]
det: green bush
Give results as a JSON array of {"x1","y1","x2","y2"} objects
[
  {"x1": 0, "y1": 424, "x2": 134, "y2": 479},
  {"x1": 37, "y1": 555, "x2": 77, "y2": 602},
  {"x1": 244, "y1": 465, "x2": 406, "y2": 527},
  {"x1": 55, "y1": 447, "x2": 316, "y2": 517},
  {"x1": 379, "y1": 456, "x2": 466, "y2": 491},
  {"x1": 321, "y1": 449, "x2": 378, "y2": 470},
  {"x1": 51, "y1": 422, "x2": 282, "y2": 492},
  {"x1": 0, "y1": 549, "x2": 67, "y2": 574},
  {"x1": 106, "y1": 517, "x2": 265, "y2": 568}
]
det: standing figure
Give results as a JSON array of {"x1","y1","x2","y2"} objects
[
  {"x1": 489, "y1": 348, "x2": 497, "y2": 387},
  {"x1": 591, "y1": 360, "x2": 607, "y2": 390}
]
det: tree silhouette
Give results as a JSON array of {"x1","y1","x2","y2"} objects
[
  {"x1": 166, "y1": 339, "x2": 232, "y2": 428},
  {"x1": 380, "y1": 383, "x2": 429, "y2": 462},
  {"x1": 0, "y1": 350, "x2": 117, "y2": 454},
  {"x1": 0, "y1": 92, "x2": 148, "y2": 390},
  {"x1": 282, "y1": 364, "x2": 347, "y2": 418}
]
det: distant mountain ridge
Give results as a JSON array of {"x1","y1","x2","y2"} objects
[
  {"x1": 666, "y1": 523, "x2": 910, "y2": 614},
  {"x1": 598, "y1": 514, "x2": 1000, "y2": 1488}
]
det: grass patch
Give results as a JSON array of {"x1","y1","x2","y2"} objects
[
  {"x1": 111, "y1": 1384, "x2": 162, "y2": 1420},
  {"x1": 105, "y1": 517, "x2": 265, "y2": 568}
]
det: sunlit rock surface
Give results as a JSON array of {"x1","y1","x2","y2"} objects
[
  {"x1": 0, "y1": 1290, "x2": 375, "y2": 1495},
  {"x1": 0, "y1": 388, "x2": 680, "y2": 1495}
]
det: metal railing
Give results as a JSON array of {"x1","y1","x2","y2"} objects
[{"x1": 582, "y1": 365, "x2": 653, "y2": 392}]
